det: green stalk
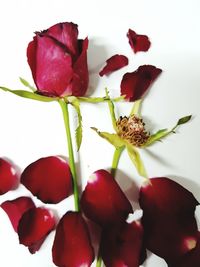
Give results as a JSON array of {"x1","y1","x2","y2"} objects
[
  {"x1": 96, "y1": 147, "x2": 124, "y2": 267},
  {"x1": 58, "y1": 99, "x2": 80, "y2": 211}
]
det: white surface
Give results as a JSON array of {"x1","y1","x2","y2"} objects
[{"x1": 0, "y1": 0, "x2": 200, "y2": 266}]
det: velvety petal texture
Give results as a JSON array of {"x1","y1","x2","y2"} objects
[
  {"x1": 52, "y1": 211, "x2": 94, "y2": 267},
  {"x1": 99, "y1": 54, "x2": 128, "y2": 76},
  {"x1": 127, "y1": 29, "x2": 151, "y2": 53},
  {"x1": 1, "y1": 197, "x2": 35, "y2": 232},
  {"x1": 0, "y1": 158, "x2": 19, "y2": 195},
  {"x1": 101, "y1": 220, "x2": 145, "y2": 267},
  {"x1": 121, "y1": 65, "x2": 162, "y2": 101},
  {"x1": 27, "y1": 22, "x2": 89, "y2": 97},
  {"x1": 81, "y1": 169, "x2": 133, "y2": 227},
  {"x1": 139, "y1": 177, "x2": 199, "y2": 262},
  {"x1": 168, "y1": 232, "x2": 200, "y2": 267},
  {"x1": 21, "y1": 156, "x2": 72, "y2": 204},
  {"x1": 18, "y1": 207, "x2": 56, "y2": 254}
]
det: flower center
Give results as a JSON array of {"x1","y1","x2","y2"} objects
[{"x1": 116, "y1": 115, "x2": 150, "y2": 147}]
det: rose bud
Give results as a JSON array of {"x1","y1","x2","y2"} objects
[
  {"x1": 27, "y1": 22, "x2": 89, "y2": 97},
  {"x1": 18, "y1": 207, "x2": 56, "y2": 254},
  {"x1": 1, "y1": 197, "x2": 35, "y2": 232},
  {"x1": 99, "y1": 54, "x2": 128, "y2": 76},
  {"x1": 0, "y1": 158, "x2": 19, "y2": 195},
  {"x1": 21, "y1": 156, "x2": 72, "y2": 204},
  {"x1": 121, "y1": 65, "x2": 162, "y2": 101},
  {"x1": 52, "y1": 211, "x2": 94, "y2": 267},
  {"x1": 81, "y1": 169, "x2": 133, "y2": 227},
  {"x1": 101, "y1": 219, "x2": 146, "y2": 267},
  {"x1": 139, "y1": 177, "x2": 199, "y2": 262},
  {"x1": 127, "y1": 29, "x2": 151, "y2": 53}
]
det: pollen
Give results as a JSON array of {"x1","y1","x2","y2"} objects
[{"x1": 116, "y1": 115, "x2": 150, "y2": 147}]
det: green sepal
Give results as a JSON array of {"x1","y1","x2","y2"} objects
[
  {"x1": 0, "y1": 86, "x2": 57, "y2": 102},
  {"x1": 105, "y1": 88, "x2": 117, "y2": 131},
  {"x1": 67, "y1": 96, "x2": 83, "y2": 151},
  {"x1": 126, "y1": 143, "x2": 147, "y2": 178},
  {"x1": 19, "y1": 77, "x2": 36, "y2": 92},
  {"x1": 91, "y1": 127, "x2": 125, "y2": 148}
]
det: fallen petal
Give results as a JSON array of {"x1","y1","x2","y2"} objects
[
  {"x1": 139, "y1": 177, "x2": 199, "y2": 262},
  {"x1": 121, "y1": 65, "x2": 162, "y2": 101},
  {"x1": 1, "y1": 197, "x2": 35, "y2": 232},
  {"x1": 101, "y1": 220, "x2": 146, "y2": 267},
  {"x1": 18, "y1": 207, "x2": 56, "y2": 253},
  {"x1": 52, "y1": 211, "x2": 94, "y2": 267},
  {"x1": 127, "y1": 29, "x2": 151, "y2": 53},
  {"x1": 81, "y1": 169, "x2": 133, "y2": 227},
  {"x1": 99, "y1": 54, "x2": 128, "y2": 76},
  {"x1": 0, "y1": 158, "x2": 19, "y2": 195},
  {"x1": 21, "y1": 156, "x2": 72, "y2": 204}
]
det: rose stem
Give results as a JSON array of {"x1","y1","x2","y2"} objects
[
  {"x1": 96, "y1": 146, "x2": 124, "y2": 267},
  {"x1": 58, "y1": 99, "x2": 80, "y2": 212}
]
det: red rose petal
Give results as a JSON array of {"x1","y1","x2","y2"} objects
[
  {"x1": 99, "y1": 54, "x2": 128, "y2": 77},
  {"x1": 139, "y1": 177, "x2": 199, "y2": 262},
  {"x1": 52, "y1": 211, "x2": 94, "y2": 267},
  {"x1": 127, "y1": 29, "x2": 151, "y2": 53},
  {"x1": 0, "y1": 158, "x2": 19, "y2": 195},
  {"x1": 101, "y1": 220, "x2": 146, "y2": 267},
  {"x1": 47, "y1": 22, "x2": 79, "y2": 57},
  {"x1": 121, "y1": 65, "x2": 162, "y2": 101},
  {"x1": 21, "y1": 156, "x2": 72, "y2": 204},
  {"x1": 64, "y1": 38, "x2": 89, "y2": 96},
  {"x1": 18, "y1": 207, "x2": 56, "y2": 254},
  {"x1": 81, "y1": 169, "x2": 133, "y2": 227},
  {"x1": 27, "y1": 34, "x2": 73, "y2": 96},
  {"x1": 1, "y1": 197, "x2": 35, "y2": 232},
  {"x1": 168, "y1": 232, "x2": 200, "y2": 267}
]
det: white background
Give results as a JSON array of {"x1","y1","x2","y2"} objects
[{"x1": 0, "y1": 0, "x2": 200, "y2": 266}]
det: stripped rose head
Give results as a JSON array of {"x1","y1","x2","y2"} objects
[{"x1": 27, "y1": 22, "x2": 89, "y2": 97}]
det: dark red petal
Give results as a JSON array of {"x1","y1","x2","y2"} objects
[
  {"x1": 21, "y1": 156, "x2": 72, "y2": 204},
  {"x1": 99, "y1": 54, "x2": 128, "y2": 77},
  {"x1": 139, "y1": 177, "x2": 199, "y2": 262},
  {"x1": 121, "y1": 65, "x2": 162, "y2": 101},
  {"x1": 101, "y1": 220, "x2": 145, "y2": 267},
  {"x1": 168, "y1": 232, "x2": 200, "y2": 267},
  {"x1": 52, "y1": 211, "x2": 94, "y2": 267},
  {"x1": 18, "y1": 207, "x2": 56, "y2": 254},
  {"x1": 127, "y1": 29, "x2": 151, "y2": 53},
  {"x1": 1, "y1": 197, "x2": 35, "y2": 232},
  {"x1": 47, "y1": 22, "x2": 79, "y2": 57},
  {"x1": 0, "y1": 158, "x2": 19, "y2": 195},
  {"x1": 81, "y1": 169, "x2": 133, "y2": 227},
  {"x1": 64, "y1": 38, "x2": 89, "y2": 96},
  {"x1": 27, "y1": 35, "x2": 73, "y2": 96}
]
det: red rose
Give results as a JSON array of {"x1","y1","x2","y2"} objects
[{"x1": 27, "y1": 22, "x2": 89, "y2": 97}]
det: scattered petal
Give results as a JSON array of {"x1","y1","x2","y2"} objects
[
  {"x1": 18, "y1": 207, "x2": 56, "y2": 254},
  {"x1": 121, "y1": 65, "x2": 162, "y2": 101},
  {"x1": 99, "y1": 54, "x2": 128, "y2": 76},
  {"x1": 101, "y1": 220, "x2": 146, "y2": 267},
  {"x1": 81, "y1": 169, "x2": 133, "y2": 227},
  {"x1": 0, "y1": 158, "x2": 19, "y2": 195},
  {"x1": 21, "y1": 156, "x2": 72, "y2": 204},
  {"x1": 139, "y1": 177, "x2": 199, "y2": 262},
  {"x1": 1, "y1": 197, "x2": 35, "y2": 232},
  {"x1": 127, "y1": 29, "x2": 151, "y2": 53},
  {"x1": 52, "y1": 211, "x2": 94, "y2": 267}
]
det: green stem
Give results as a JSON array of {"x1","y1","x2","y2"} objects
[
  {"x1": 58, "y1": 99, "x2": 80, "y2": 212},
  {"x1": 96, "y1": 147, "x2": 124, "y2": 267}
]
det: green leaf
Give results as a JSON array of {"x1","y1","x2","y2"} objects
[
  {"x1": 105, "y1": 88, "x2": 117, "y2": 131},
  {"x1": 0, "y1": 86, "x2": 57, "y2": 102},
  {"x1": 68, "y1": 96, "x2": 83, "y2": 151},
  {"x1": 19, "y1": 77, "x2": 36, "y2": 92},
  {"x1": 177, "y1": 115, "x2": 192, "y2": 126},
  {"x1": 126, "y1": 144, "x2": 147, "y2": 178},
  {"x1": 91, "y1": 127, "x2": 125, "y2": 148}
]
